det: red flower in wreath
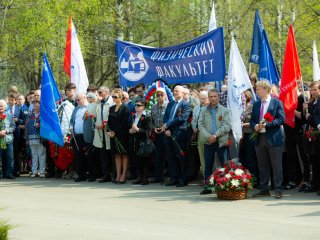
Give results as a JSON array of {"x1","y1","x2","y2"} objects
[{"x1": 264, "y1": 112, "x2": 274, "y2": 123}]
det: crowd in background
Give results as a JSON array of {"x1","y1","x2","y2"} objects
[{"x1": 1, "y1": 74, "x2": 320, "y2": 199}]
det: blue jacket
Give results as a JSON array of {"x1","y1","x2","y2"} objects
[
  {"x1": 163, "y1": 99, "x2": 190, "y2": 139},
  {"x1": 250, "y1": 97, "x2": 285, "y2": 146}
]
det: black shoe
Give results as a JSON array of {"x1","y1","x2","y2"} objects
[
  {"x1": 99, "y1": 176, "x2": 111, "y2": 183},
  {"x1": 200, "y1": 189, "x2": 212, "y2": 195},
  {"x1": 304, "y1": 186, "x2": 316, "y2": 193},
  {"x1": 275, "y1": 191, "x2": 283, "y2": 199},
  {"x1": 45, "y1": 173, "x2": 55, "y2": 178},
  {"x1": 165, "y1": 180, "x2": 179, "y2": 186},
  {"x1": 74, "y1": 177, "x2": 86, "y2": 182},
  {"x1": 132, "y1": 179, "x2": 143, "y2": 185},
  {"x1": 87, "y1": 178, "x2": 96, "y2": 182},
  {"x1": 176, "y1": 182, "x2": 188, "y2": 187},
  {"x1": 252, "y1": 191, "x2": 271, "y2": 197},
  {"x1": 140, "y1": 180, "x2": 149, "y2": 185},
  {"x1": 6, "y1": 174, "x2": 15, "y2": 180},
  {"x1": 150, "y1": 179, "x2": 161, "y2": 184},
  {"x1": 298, "y1": 184, "x2": 307, "y2": 192},
  {"x1": 317, "y1": 191, "x2": 320, "y2": 196},
  {"x1": 283, "y1": 183, "x2": 295, "y2": 190}
]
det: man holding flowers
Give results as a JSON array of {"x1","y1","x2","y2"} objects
[{"x1": 250, "y1": 80, "x2": 285, "y2": 199}]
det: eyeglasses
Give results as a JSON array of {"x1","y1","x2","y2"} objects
[
  {"x1": 135, "y1": 104, "x2": 143, "y2": 107},
  {"x1": 98, "y1": 91, "x2": 103, "y2": 94},
  {"x1": 76, "y1": 99, "x2": 81, "y2": 102},
  {"x1": 156, "y1": 93, "x2": 164, "y2": 97},
  {"x1": 112, "y1": 96, "x2": 119, "y2": 99}
]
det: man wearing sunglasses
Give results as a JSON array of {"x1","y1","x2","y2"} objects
[
  {"x1": 150, "y1": 87, "x2": 168, "y2": 183},
  {"x1": 162, "y1": 85, "x2": 191, "y2": 187}
]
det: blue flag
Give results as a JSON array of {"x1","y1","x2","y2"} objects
[
  {"x1": 250, "y1": 10, "x2": 264, "y2": 64},
  {"x1": 40, "y1": 53, "x2": 64, "y2": 146},
  {"x1": 115, "y1": 28, "x2": 226, "y2": 87},
  {"x1": 258, "y1": 30, "x2": 280, "y2": 85}
]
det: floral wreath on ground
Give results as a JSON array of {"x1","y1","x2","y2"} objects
[{"x1": 207, "y1": 160, "x2": 253, "y2": 192}]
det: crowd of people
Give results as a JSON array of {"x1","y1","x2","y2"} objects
[{"x1": 1, "y1": 74, "x2": 320, "y2": 200}]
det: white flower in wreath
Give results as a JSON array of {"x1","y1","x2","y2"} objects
[
  {"x1": 225, "y1": 173, "x2": 231, "y2": 179},
  {"x1": 231, "y1": 179, "x2": 240, "y2": 187},
  {"x1": 219, "y1": 168, "x2": 225, "y2": 173},
  {"x1": 235, "y1": 169, "x2": 244, "y2": 176}
]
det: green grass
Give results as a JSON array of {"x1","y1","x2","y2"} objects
[{"x1": 0, "y1": 219, "x2": 12, "y2": 240}]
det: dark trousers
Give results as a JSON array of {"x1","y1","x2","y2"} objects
[
  {"x1": 136, "y1": 155, "x2": 150, "y2": 180},
  {"x1": 72, "y1": 134, "x2": 88, "y2": 178},
  {"x1": 240, "y1": 133, "x2": 259, "y2": 178},
  {"x1": 13, "y1": 137, "x2": 20, "y2": 174},
  {"x1": 255, "y1": 135, "x2": 283, "y2": 192},
  {"x1": 165, "y1": 134, "x2": 188, "y2": 184},
  {"x1": 153, "y1": 132, "x2": 166, "y2": 180},
  {"x1": 99, "y1": 147, "x2": 112, "y2": 178},
  {"x1": 204, "y1": 142, "x2": 228, "y2": 182}
]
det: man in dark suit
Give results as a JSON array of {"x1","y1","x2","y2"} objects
[
  {"x1": 250, "y1": 80, "x2": 285, "y2": 199},
  {"x1": 162, "y1": 85, "x2": 191, "y2": 187},
  {"x1": 6, "y1": 92, "x2": 24, "y2": 177}
]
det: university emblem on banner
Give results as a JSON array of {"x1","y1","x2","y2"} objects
[{"x1": 119, "y1": 46, "x2": 149, "y2": 81}]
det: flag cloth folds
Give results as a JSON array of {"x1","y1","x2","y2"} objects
[
  {"x1": 208, "y1": 2, "x2": 217, "y2": 32},
  {"x1": 40, "y1": 53, "x2": 64, "y2": 146},
  {"x1": 258, "y1": 30, "x2": 280, "y2": 85},
  {"x1": 279, "y1": 25, "x2": 301, "y2": 128},
  {"x1": 63, "y1": 16, "x2": 89, "y2": 94},
  {"x1": 227, "y1": 37, "x2": 253, "y2": 141},
  {"x1": 250, "y1": 10, "x2": 264, "y2": 64},
  {"x1": 313, "y1": 41, "x2": 320, "y2": 81}
]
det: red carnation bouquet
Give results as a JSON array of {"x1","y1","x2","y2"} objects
[
  {"x1": 250, "y1": 112, "x2": 274, "y2": 141},
  {"x1": 0, "y1": 113, "x2": 7, "y2": 149},
  {"x1": 207, "y1": 160, "x2": 253, "y2": 192}
]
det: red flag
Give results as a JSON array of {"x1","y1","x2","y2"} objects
[
  {"x1": 279, "y1": 25, "x2": 301, "y2": 128},
  {"x1": 63, "y1": 17, "x2": 72, "y2": 79}
]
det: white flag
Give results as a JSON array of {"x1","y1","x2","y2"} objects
[
  {"x1": 70, "y1": 21, "x2": 89, "y2": 94},
  {"x1": 227, "y1": 37, "x2": 253, "y2": 142},
  {"x1": 313, "y1": 41, "x2": 320, "y2": 81},
  {"x1": 208, "y1": 2, "x2": 217, "y2": 32}
]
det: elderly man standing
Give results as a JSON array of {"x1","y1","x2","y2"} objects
[
  {"x1": 92, "y1": 86, "x2": 113, "y2": 183},
  {"x1": 150, "y1": 87, "x2": 168, "y2": 183},
  {"x1": 250, "y1": 80, "x2": 285, "y2": 199},
  {"x1": 162, "y1": 85, "x2": 191, "y2": 187},
  {"x1": 70, "y1": 93, "x2": 94, "y2": 182},
  {"x1": 0, "y1": 99, "x2": 15, "y2": 179},
  {"x1": 198, "y1": 89, "x2": 231, "y2": 195}
]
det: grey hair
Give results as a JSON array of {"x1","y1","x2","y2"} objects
[{"x1": 0, "y1": 99, "x2": 7, "y2": 108}]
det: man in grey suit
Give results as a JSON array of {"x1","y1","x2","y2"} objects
[
  {"x1": 198, "y1": 89, "x2": 231, "y2": 195},
  {"x1": 70, "y1": 93, "x2": 94, "y2": 182}
]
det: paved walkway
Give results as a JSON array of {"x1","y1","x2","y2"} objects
[{"x1": 0, "y1": 177, "x2": 320, "y2": 240}]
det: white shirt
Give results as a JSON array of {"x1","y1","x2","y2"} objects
[{"x1": 74, "y1": 106, "x2": 87, "y2": 134}]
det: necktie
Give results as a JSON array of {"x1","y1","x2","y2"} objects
[
  {"x1": 259, "y1": 101, "x2": 266, "y2": 121},
  {"x1": 169, "y1": 101, "x2": 178, "y2": 121}
]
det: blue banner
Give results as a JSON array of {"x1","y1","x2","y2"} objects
[
  {"x1": 250, "y1": 10, "x2": 264, "y2": 64},
  {"x1": 258, "y1": 30, "x2": 280, "y2": 85},
  {"x1": 40, "y1": 53, "x2": 64, "y2": 146},
  {"x1": 115, "y1": 28, "x2": 226, "y2": 87}
]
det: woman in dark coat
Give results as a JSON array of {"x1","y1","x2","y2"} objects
[
  {"x1": 129, "y1": 99, "x2": 153, "y2": 185},
  {"x1": 107, "y1": 91, "x2": 130, "y2": 183}
]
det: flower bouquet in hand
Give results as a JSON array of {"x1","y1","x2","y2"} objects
[
  {"x1": 207, "y1": 160, "x2": 253, "y2": 200},
  {"x1": 103, "y1": 120, "x2": 127, "y2": 154},
  {"x1": 305, "y1": 128, "x2": 320, "y2": 141},
  {"x1": 0, "y1": 113, "x2": 7, "y2": 149},
  {"x1": 250, "y1": 112, "x2": 274, "y2": 141}
]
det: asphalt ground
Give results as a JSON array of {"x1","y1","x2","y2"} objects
[{"x1": 0, "y1": 177, "x2": 320, "y2": 240}]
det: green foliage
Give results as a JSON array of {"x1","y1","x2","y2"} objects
[
  {"x1": 0, "y1": 0, "x2": 320, "y2": 96},
  {"x1": 0, "y1": 219, "x2": 11, "y2": 240}
]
